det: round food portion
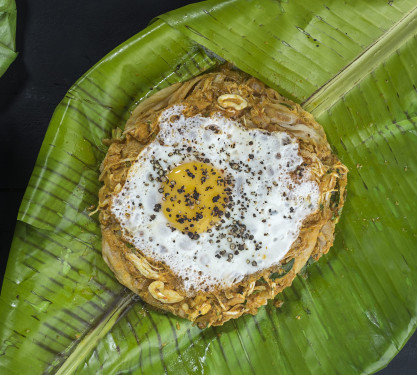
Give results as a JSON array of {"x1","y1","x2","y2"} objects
[{"x1": 98, "y1": 65, "x2": 348, "y2": 327}]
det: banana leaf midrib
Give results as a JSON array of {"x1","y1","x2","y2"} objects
[
  {"x1": 47, "y1": 7, "x2": 417, "y2": 374},
  {"x1": 303, "y1": 5, "x2": 417, "y2": 116},
  {"x1": 53, "y1": 291, "x2": 136, "y2": 375}
]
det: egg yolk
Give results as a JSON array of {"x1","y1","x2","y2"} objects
[{"x1": 161, "y1": 162, "x2": 228, "y2": 235}]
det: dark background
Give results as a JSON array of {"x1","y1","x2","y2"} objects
[{"x1": 0, "y1": 1, "x2": 415, "y2": 373}]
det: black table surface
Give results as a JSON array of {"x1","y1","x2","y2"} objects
[{"x1": 0, "y1": 1, "x2": 415, "y2": 373}]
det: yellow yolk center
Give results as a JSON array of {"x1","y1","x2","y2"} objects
[{"x1": 161, "y1": 162, "x2": 228, "y2": 235}]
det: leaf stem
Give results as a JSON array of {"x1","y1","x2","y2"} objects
[{"x1": 54, "y1": 290, "x2": 137, "y2": 375}]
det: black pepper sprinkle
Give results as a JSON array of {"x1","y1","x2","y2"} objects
[
  {"x1": 207, "y1": 125, "x2": 221, "y2": 133},
  {"x1": 248, "y1": 154, "x2": 254, "y2": 159},
  {"x1": 252, "y1": 261, "x2": 257, "y2": 266},
  {"x1": 153, "y1": 204, "x2": 161, "y2": 212},
  {"x1": 186, "y1": 169, "x2": 195, "y2": 179}
]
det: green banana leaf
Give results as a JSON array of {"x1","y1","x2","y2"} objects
[
  {"x1": 0, "y1": 0, "x2": 17, "y2": 77},
  {"x1": 2, "y1": 0, "x2": 417, "y2": 374}
]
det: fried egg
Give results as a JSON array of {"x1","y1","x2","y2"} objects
[{"x1": 110, "y1": 105, "x2": 319, "y2": 292}]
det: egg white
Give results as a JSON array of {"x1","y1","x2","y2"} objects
[{"x1": 111, "y1": 106, "x2": 319, "y2": 292}]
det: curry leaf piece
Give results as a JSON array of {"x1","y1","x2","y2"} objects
[{"x1": 270, "y1": 258, "x2": 295, "y2": 281}]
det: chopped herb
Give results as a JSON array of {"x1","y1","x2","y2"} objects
[
  {"x1": 299, "y1": 256, "x2": 315, "y2": 279},
  {"x1": 330, "y1": 180, "x2": 340, "y2": 208},
  {"x1": 279, "y1": 102, "x2": 293, "y2": 110},
  {"x1": 257, "y1": 277, "x2": 267, "y2": 284},
  {"x1": 269, "y1": 258, "x2": 295, "y2": 280}
]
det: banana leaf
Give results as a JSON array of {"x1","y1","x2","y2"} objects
[
  {"x1": 1, "y1": 0, "x2": 417, "y2": 374},
  {"x1": 0, "y1": 0, "x2": 17, "y2": 77}
]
